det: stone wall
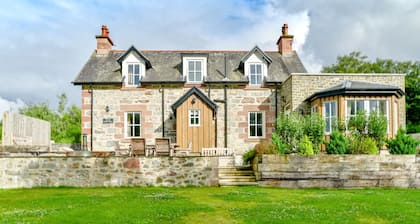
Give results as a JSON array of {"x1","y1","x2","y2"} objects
[
  {"x1": 280, "y1": 73, "x2": 406, "y2": 127},
  {"x1": 257, "y1": 154, "x2": 420, "y2": 188},
  {"x1": 82, "y1": 85, "x2": 277, "y2": 154},
  {"x1": 0, "y1": 156, "x2": 219, "y2": 189},
  {"x1": 2, "y1": 112, "x2": 51, "y2": 148}
]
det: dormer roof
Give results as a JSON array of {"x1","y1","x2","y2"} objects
[
  {"x1": 240, "y1": 46, "x2": 273, "y2": 66},
  {"x1": 117, "y1": 46, "x2": 152, "y2": 69}
]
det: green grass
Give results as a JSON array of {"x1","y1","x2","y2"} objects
[{"x1": 0, "y1": 187, "x2": 419, "y2": 224}]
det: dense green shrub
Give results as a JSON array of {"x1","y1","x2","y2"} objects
[
  {"x1": 272, "y1": 133, "x2": 288, "y2": 154},
  {"x1": 254, "y1": 141, "x2": 276, "y2": 155},
  {"x1": 304, "y1": 114, "x2": 324, "y2": 154},
  {"x1": 298, "y1": 135, "x2": 314, "y2": 155},
  {"x1": 347, "y1": 110, "x2": 367, "y2": 134},
  {"x1": 386, "y1": 129, "x2": 419, "y2": 154},
  {"x1": 242, "y1": 149, "x2": 256, "y2": 164},
  {"x1": 368, "y1": 112, "x2": 388, "y2": 149},
  {"x1": 273, "y1": 112, "x2": 323, "y2": 154},
  {"x1": 325, "y1": 130, "x2": 349, "y2": 154},
  {"x1": 275, "y1": 113, "x2": 304, "y2": 153},
  {"x1": 348, "y1": 135, "x2": 378, "y2": 154}
]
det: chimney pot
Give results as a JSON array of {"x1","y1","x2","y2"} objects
[
  {"x1": 282, "y1": 24, "x2": 288, "y2": 35},
  {"x1": 101, "y1": 25, "x2": 109, "y2": 37}
]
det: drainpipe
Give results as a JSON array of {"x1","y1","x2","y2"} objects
[
  {"x1": 224, "y1": 84, "x2": 227, "y2": 148},
  {"x1": 275, "y1": 83, "x2": 278, "y2": 124},
  {"x1": 89, "y1": 84, "x2": 93, "y2": 151},
  {"x1": 161, "y1": 85, "x2": 165, "y2": 137}
]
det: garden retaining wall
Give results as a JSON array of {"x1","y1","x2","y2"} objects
[
  {"x1": 0, "y1": 157, "x2": 219, "y2": 189},
  {"x1": 257, "y1": 154, "x2": 420, "y2": 188}
]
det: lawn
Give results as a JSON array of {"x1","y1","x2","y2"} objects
[{"x1": 0, "y1": 187, "x2": 419, "y2": 224}]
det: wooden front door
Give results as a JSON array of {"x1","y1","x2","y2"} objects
[{"x1": 175, "y1": 94, "x2": 215, "y2": 152}]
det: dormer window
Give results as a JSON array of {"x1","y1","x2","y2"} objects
[
  {"x1": 117, "y1": 46, "x2": 151, "y2": 88},
  {"x1": 127, "y1": 63, "x2": 141, "y2": 86},
  {"x1": 183, "y1": 56, "x2": 207, "y2": 83},
  {"x1": 249, "y1": 63, "x2": 263, "y2": 85},
  {"x1": 240, "y1": 46, "x2": 272, "y2": 86}
]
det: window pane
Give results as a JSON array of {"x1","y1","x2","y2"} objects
[
  {"x1": 256, "y1": 74, "x2": 262, "y2": 84},
  {"x1": 195, "y1": 61, "x2": 201, "y2": 70},
  {"x1": 250, "y1": 126, "x2": 255, "y2": 136},
  {"x1": 134, "y1": 113, "x2": 140, "y2": 124},
  {"x1": 379, "y1": 101, "x2": 387, "y2": 115},
  {"x1": 189, "y1": 72, "x2": 195, "y2": 81},
  {"x1": 127, "y1": 113, "x2": 133, "y2": 124},
  {"x1": 134, "y1": 75, "x2": 140, "y2": 85},
  {"x1": 250, "y1": 113, "x2": 255, "y2": 124},
  {"x1": 325, "y1": 118, "x2": 331, "y2": 132},
  {"x1": 128, "y1": 64, "x2": 133, "y2": 74},
  {"x1": 256, "y1": 64, "x2": 262, "y2": 74},
  {"x1": 134, "y1": 64, "x2": 140, "y2": 75},
  {"x1": 357, "y1": 100, "x2": 364, "y2": 112},
  {"x1": 134, "y1": 126, "x2": 140, "y2": 137},
  {"x1": 196, "y1": 71, "x2": 202, "y2": 81},
  {"x1": 257, "y1": 126, "x2": 263, "y2": 136},
  {"x1": 331, "y1": 102, "x2": 336, "y2": 116},
  {"x1": 325, "y1": 103, "x2": 330, "y2": 116},
  {"x1": 250, "y1": 64, "x2": 255, "y2": 74},
  {"x1": 188, "y1": 61, "x2": 194, "y2": 70},
  {"x1": 347, "y1": 100, "x2": 355, "y2": 116},
  {"x1": 370, "y1": 100, "x2": 378, "y2": 113},
  {"x1": 257, "y1": 113, "x2": 263, "y2": 124}
]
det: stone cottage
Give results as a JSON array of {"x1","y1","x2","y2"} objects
[{"x1": 73, "y1": 24, "x2": 405, "y2": 153}]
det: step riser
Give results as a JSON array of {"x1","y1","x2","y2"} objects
[{"x1": 218, "y1": 166, "x2": 257, "y2": 186}]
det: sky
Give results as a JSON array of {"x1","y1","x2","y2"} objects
[{"x1": 1, "y1": 0, "x2": 419, "y2": 116}]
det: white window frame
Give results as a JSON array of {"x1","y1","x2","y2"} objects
[
  {"x1": 323, "y1": 101, "x2": 337, "y2": 134},
  {"x1": 248, "y1": 112, "x2": 265, "y2": 138},
  {"x1": 189, "y1": 109, "x2": 200, "y2": 127},
  {"x1": 345, "y1": 99, "x2": 389, "y2": 133},
  {"x1": 127, "y1": 63, "x2": 141, "y2": 86},
  {"x1": 124, "y1": 112, "x2": 142, "y2": 138},
  {"x1": 249, "y1": 63, "x2": 263, "y2": 85},
  {"x1": 122, "y1": 52, "x2": 146, "y2": 87},
  {"x1": 244, "y1": 53, "x2": 268, "y2": 86},
  {"x1": 183, "y1": 57, "x2": 207, "y2": 83}
]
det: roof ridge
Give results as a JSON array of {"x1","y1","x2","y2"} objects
[{"x1": 110, "y1": 49, "x2": 281, "y2": 53}]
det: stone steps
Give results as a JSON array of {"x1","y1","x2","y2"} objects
[{"x1": 218, "y1": 166, "x2": 257, "y2": 186}]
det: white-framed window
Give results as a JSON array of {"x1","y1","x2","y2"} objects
[
  {"x1": 346, "y1": 99, "x2": 389, "y2": 132},
  {"x1": 323, "y1": 101, "x2": 337, "y2": 134},
  {"x1": 125, "y1": 112, "x2": 141, "y2": 138},
  {"x1": 248, "y1": 112, "x2": 265, "y2": 138},
  {"x1": 244, "y1": 53, "x2": 268, "y2": 86},
  {"x1": 127, "y1": 63, "x2": 141, "y2": 86},
  {"x1": 183, "y1": 57, "x2": 207, "y2": 83},
  {"x1": 249, "y1": 63, "x2": 263, "y2": 85},
  {"x1": 189, "y1": 109, "x2": 200, "y2": 126}
]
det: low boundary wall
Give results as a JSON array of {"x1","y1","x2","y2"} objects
[
  {"x1": 256, "y1": 154, "x2": 420, "y2": 188},
  {"x1": 0, "y1": 157, "x2": 219, "y2": 189}
]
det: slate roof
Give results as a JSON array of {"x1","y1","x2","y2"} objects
[
  {"x1": 306, "y1": 80, "x2": 405, "y2": 101},
  {"x1": 73, "y1": 47, "x2": 307, "y2": 85}
]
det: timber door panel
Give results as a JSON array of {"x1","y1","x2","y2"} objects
[{"x1": 176, "y1": 94, "x2": 215, "y2": 152}]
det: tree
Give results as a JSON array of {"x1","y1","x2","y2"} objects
[
  {"x1": 19, "y1": 93, "x2": 81, "y2": 143},
  {"x1": 323, "y1": 52, "x2": 420, "y2": 133}
]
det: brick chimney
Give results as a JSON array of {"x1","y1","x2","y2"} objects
[
  {"x1": 276, "y1": 24, "x2": 294, "y2": 54},
  {"x1": 95, "y1": 25, "x2": 114, "y2": 55}
]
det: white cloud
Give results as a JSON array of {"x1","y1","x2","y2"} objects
[{"x1": 0, "y1": 97, "x2": 25, "y2": 120}]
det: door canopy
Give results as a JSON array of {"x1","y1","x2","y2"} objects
[{"x1": 171, "y1": 87, "x2": 218, "y2": 117}]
